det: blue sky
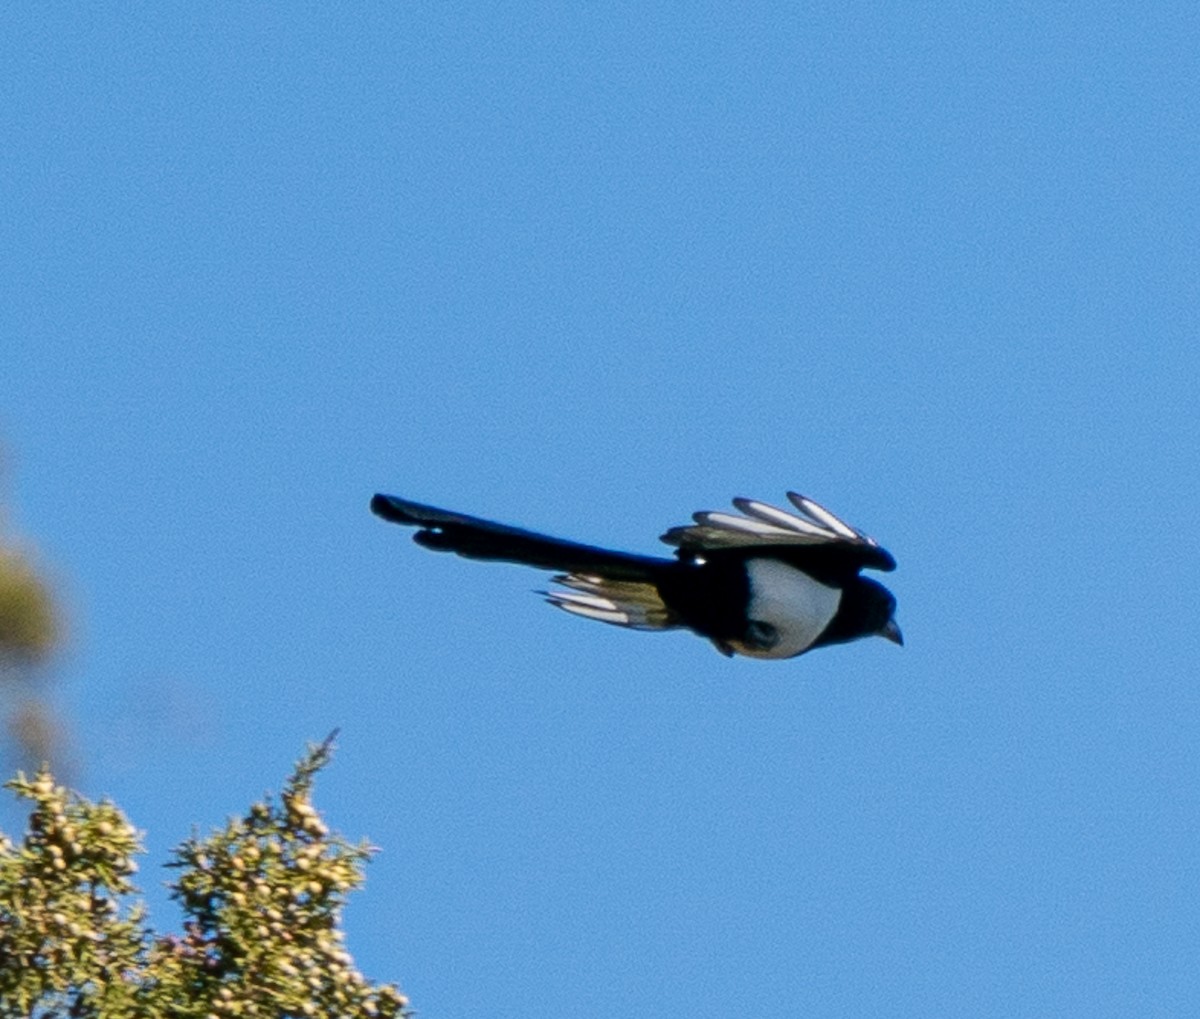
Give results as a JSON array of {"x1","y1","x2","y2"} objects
[{"x1": 4, "y1": 4, "x2": 1199, "y2": 1016}]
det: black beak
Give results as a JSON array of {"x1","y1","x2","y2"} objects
[{"x1": 881, "y1": 618, "x2": 904, "y2": 646}]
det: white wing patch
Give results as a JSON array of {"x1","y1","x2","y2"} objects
[
  {"x1": 661, "y1": 492, "x2": 881, "y2": 551},
  {"x1": 544, "y1": 574, "x2": 676, "y2": 631}
]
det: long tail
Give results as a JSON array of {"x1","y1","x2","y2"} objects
[{"x1": 370, "y1": 493, "x2": 668, "y2": 582}]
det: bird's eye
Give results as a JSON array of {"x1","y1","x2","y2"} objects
[{"x1": 746, "y1": 620, "x2": 778, "y2": 649}]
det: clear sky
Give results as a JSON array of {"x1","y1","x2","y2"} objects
[{"x1": 4, "y1": 4, "x2": 1199, "y2": 1016}]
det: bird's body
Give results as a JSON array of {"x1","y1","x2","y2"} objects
[{"x1": 370, "y1": 490, "x2": 901, "y2": 660}]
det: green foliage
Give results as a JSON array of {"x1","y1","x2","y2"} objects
[
  {"x1": 0, "y1": 769, "x2": 143, "y2": 1016},
  {"x1": 0, "y1": 738, "x2": 410, "y2": 1018}
]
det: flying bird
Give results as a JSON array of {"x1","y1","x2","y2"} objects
[{"x1": 370, "y1": 490, "x2": 901, "y2": 660}]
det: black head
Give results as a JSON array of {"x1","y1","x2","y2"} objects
[{"x1": 813, "y1": 576, "x2": 902, "y2": 649}]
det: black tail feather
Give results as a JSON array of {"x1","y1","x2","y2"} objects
[{"x1": 371, "y1": 493, "x2": 666, "y2": 581}]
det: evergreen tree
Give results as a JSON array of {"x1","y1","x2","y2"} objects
[{"x1": 0, "y1": 736, "x2": 410, "y2": 1018}]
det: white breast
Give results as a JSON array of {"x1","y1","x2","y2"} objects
[{"x1": 733, "y1": 558, "x2": 841, "y2": 659}]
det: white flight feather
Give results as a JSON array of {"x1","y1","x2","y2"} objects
[
  {"x1": 786, "y1": 492, "x2": 860, "y2": 540},
  {"x1": 664, "y1": 493, "x2": 879, "y2": 550},
  {"x1": 733, "y1": 498, "x2": 835, "y2": 537},
  {"x1": 694, "y1": 511, "x2": 796, "y2": 537},
  {"x1": 544, "y1": 574, "x2": 674, "y2": 630}
]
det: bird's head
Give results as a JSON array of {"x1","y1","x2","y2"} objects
[
  {"x1": 821, "y1": 575, "x2": 902, "y2": 649},
  {"x1": 863, "y1": 577, "x2": 903, "y2": 646}
]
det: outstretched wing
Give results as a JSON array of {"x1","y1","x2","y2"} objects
[
  {"x1": 660, "y1": 492, "x2": 896, "y2": 573},
  {"x1": 542, "y1": 573, "x2": 678, "y2": 630}
]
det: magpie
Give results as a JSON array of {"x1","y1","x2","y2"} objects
[{"x1": 370, "y1": 490, "x2": 901, "y2": 660}]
